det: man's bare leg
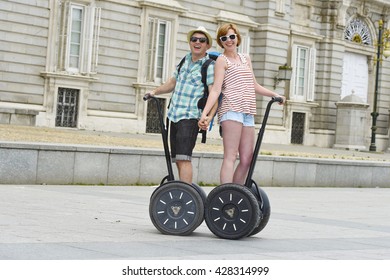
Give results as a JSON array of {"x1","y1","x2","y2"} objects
[{"x1": 176, "y1": 160, "x2": 193, "y2": 184}]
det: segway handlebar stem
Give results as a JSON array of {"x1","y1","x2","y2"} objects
[
  {"x1": 244, "y1": 97, "x2": 282, "y2": 188},
  {"x1": 143, "y1": 93, "x2": 175, "y2": 181}
]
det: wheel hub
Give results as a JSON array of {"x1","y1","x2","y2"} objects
[
  {"x1": 170, "y1": 204, "x2": 182, "y2": 217},
  {"x1": 223, "y1": 204, "x2": 237, "y2": 220}
]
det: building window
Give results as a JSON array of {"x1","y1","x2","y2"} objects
[
  {"x1": 296, "y1": 47, "x2": 307, "y2": 97},
  {"x1": 68, "y1": 6, "x2": 83, "y2": 71},
  {"x1": 59, "y1": 2, "x2": 101, "y2": 74},
  {"x1": 145, "y1": 18, "x2": 171, "y2": 84},
  {"x1": 291, "y1": 112, "x2": 305, "y2": 144},
  {"x1": 344, "y1": 17, "x2": 372, "y2": 45},
  {"x1": 146, "y1": 97, "x2": 166, "y2": 133},
  {"x1": 238, "y1": 35, "x2": 250, "y2": 54},
  {"x1": 291, "y1": 45, "x2": 316, "y2": 102},
  {"x1": 56, "y1": 87, "x2": 79, "y2": 128}
]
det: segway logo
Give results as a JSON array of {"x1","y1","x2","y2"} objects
[
  {"x1": 225, "y1": 207, "x2": 235, "y2": 218},
  {"x1": 171, "y1": 205, "x2": 182, "y2": 216}
]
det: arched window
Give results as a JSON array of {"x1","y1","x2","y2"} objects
[{"x1": 344, "y1": 17, "x2": 372, "y2": 45}]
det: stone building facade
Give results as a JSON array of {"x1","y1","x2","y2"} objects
[{"x1": 1, "y1": 0, "x2": 390, "y2": 151}]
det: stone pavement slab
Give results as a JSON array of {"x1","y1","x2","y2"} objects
[{"x1": 0, "y1": 185, "x2": 390, "y2": 260}]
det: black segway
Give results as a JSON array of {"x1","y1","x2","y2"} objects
[
  {"x1": 204, "y1": 97, "x2": 283, "y2": 239},
  {"x1": 143, "y1": 94, "x2": 206, "y2": 235}
]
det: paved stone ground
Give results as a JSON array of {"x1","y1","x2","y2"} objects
[
  {"x1": 1, "y1": 185, "x2": 390, "y2": 260},
  {"x1": 1, "y1": 123, "x2": 389, "y2": 278}
]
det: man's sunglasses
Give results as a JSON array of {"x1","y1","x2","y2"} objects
[
  {"x1": 220, "y1": 34, "x2": 237, "y2": 42},
  {"x1": 190, "y1": 36, "x2": 208, "y2": 43}
]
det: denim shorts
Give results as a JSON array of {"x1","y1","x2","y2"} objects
[
  {"x1": 170, "y1": 119, "x2": 199, "y2": 162},
  {"x1": 220, "y1": 111, "x2": 255, "y2": 127}
]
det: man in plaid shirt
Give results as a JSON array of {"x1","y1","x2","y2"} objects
[{"x1": 147, "y1": 26, "x2": 216, "y2": 184}]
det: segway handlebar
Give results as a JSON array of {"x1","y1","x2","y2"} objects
[
  {"x1": 271, "y1": 96, "x2": 284, "y2": 104},
  {"x1": 143, "y1": 93, "x2": 154, "y2": 101}
]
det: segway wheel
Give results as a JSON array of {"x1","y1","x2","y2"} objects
[
  {"x1": 191, "y1": 183, "x2": 207, "y2": 227},
  {"x1": 149, "y1": 181, "x2": 204, "y2": 235},
  {"x1": 192, "y1": 183, "x2": 207, "y2": 204},
  {"x1": 248, "y1": 181, "x2": 271, "y2": 236},
  {"x1": 205, "y1": 184, "x2": 260, "y2": 240}
]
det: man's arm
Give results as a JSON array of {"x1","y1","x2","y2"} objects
[{"x1": 149, "y1": 77, "x2": 176, "y2": 96}]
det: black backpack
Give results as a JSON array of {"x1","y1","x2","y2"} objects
[{"x1": 176, "y1": 53, "x2": 219, "y2": 143}]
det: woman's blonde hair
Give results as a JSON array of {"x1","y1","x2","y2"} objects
[{"x1": 216, "y1": 23, "x2": 241, "y2": 49}]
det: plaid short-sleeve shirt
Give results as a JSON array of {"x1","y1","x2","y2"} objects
[{"x1": 167, "y1": 53, "x2": 215, "y2": 123}]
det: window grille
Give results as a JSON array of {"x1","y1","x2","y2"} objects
[
  {"x1": 291, "y1": 112, "x2": 305, "y2": 144},
  {"x1": 146, "y1": 98, "x2": 166, "y2": 133},
  {"x1": 56, "y1": 87, "x2": 79, "y2": 128}
]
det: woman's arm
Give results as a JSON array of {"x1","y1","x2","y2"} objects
[{"x1": 246, "y1": 54, "x2": 286, "y2": 103}]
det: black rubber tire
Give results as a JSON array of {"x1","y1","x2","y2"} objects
[
  {"x1": 191, "y1": 183, "x2": 207, "y2": 227},
  {"x1": 248, "y1": 181, "x2": 271, "y2": 236},
  {"x1": 192, "y1": 183, "x2": 207, "y2": 204},
  {"x1": 149, "y1": 181, "x2": 204, "y2": 235},
  {"x1": 204, "y1": 184, "x2": 260, "y2": 240}
]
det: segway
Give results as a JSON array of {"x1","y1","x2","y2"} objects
[
  {"x1": 204, "y1": 97, "x2": 283, "y2": 239},
  {"x1": 143, "y1": 94, "x2": 206, "y2": 235}
]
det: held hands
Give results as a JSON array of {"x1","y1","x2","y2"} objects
[{"x1": 198, "y1": 114, "x2": 210, "y2": 131}]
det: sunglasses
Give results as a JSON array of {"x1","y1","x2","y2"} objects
[
  {"x1": 220, "y1": 34, "x2": 237, "y2": 42},
  {"x1": 190, "y1": 36, "x2": 208, "y2": 43}
]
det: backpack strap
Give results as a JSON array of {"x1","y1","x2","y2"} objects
[
  {"x1": 201, "y1": 58, "x2": 214, "y2": 99},
  {"x1": 199, "y1": 59, "x2": 210, "y2": 144},
  {"x1": 177, "y1": 56, "x2": 186, "y2": 74},
  {"x1": 200, "y1": 54, "x2": 218, "y2": 98},
  {"x1": 199, "y1": 55, "x2": 218, "y2": 143},
  {"x1": 167, "y1": 56, "x2": 187, "y2": 109}
]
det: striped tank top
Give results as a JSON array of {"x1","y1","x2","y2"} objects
[{"x1": 218, "y1": 53, "x2": 256, "y2": 122}]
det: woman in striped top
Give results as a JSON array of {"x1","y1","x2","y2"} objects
[{"x1": 199, "y1": 23, "x2": 285, "y2": 185}]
